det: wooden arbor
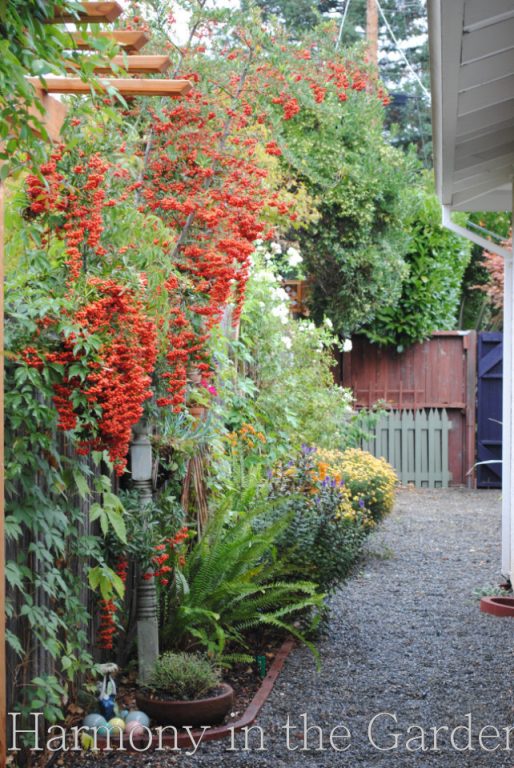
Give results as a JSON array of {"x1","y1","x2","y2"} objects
[
  {"x1": 1, "y1": 2, "x2": 192, "y2": 760},
  {"x1": 42, "y1": 1, "x2": 191, "y2": 98}
]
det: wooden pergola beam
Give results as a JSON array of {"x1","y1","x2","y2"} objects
[
  {"x1": 28, "y1": 77, "x2": 192, "y2": 98},
  {"x1": 26, "y1": 88, "x2": 68, "y2": 142},
  {"x1": 70, "y1": 30, "x2": 150, "y2": 52},
  {"x1": 47, "y1": 2, "x2": 123, "y2": 23},
  {"x1": 66, "y1": 55, "x2": 172, "y2": 75}
]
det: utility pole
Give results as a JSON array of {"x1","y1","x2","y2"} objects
[{"x1": 366, "y1": 0, "x2": 379, "y2": 68}]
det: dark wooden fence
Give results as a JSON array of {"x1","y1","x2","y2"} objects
[
  {"x1": 336, "y1": 331, "x2": 477, "y2": 487},
  {"x1": 5, "y1": 435, "x2": 101, "y2": 723}
]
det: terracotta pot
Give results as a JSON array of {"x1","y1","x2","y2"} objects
[
  {"x1": 135, "y1": 683, "x2": 234, "y2": 727},
  {"x1": 480, "y1": 595, "x2": 514, "y2": 617},
  {"x1": 187, "y1": 405, "x2": 207, "y2": 426},
  {"x1": 187, "y1": 404, "x2": 206, "y2": 418}
]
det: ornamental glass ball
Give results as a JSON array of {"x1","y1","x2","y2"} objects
[
  {"x1": 83, "y1": 713, "x2": 107, "y2": 730},
  {"x1": 126, "y1": 710, "x2": 150, "y2": 728},
  {"x1": 108, "y1": 717, "x2": 126, "y2": 734}
]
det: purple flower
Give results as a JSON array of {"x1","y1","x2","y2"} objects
[{"x1": 358, "y1": 498, "x2": 365, "y2": 509}]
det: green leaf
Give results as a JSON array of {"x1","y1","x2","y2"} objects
[
  {"x1": 73, "y1": 470, "x2": 90, "y2": 500},
  {"x1": 105, "y1": 509, "x2": 126, "y2": 543}
]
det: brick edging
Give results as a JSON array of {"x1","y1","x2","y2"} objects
[
  {"x1": 169, "y1": 636, "x2": 295, "y2": 749},
  {"x1": 93, "y1": 636, "x2": 296, "y2": 752}
]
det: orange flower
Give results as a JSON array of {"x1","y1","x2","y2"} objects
[{"x1": 317, "y1": 462, "x2": 328, "y2": 481}]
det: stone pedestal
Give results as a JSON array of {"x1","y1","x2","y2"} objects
[{"x1": 130, "y1": 420, "x2": 159, "y2": 683}]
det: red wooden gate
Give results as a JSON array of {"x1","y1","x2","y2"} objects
[{"x1": 337, "y1": 332, "x2": 477, "y2": 486}]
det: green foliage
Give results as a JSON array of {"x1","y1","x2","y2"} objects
[
  {"x1": 88, "y1": 564, "x2": 125, "y2": 603},
  {"x1": 209, "y1": 251, "x2": 366, "y2": 465},
  {"x1": 272, "y1": 40, "x2": 420, "y2": 334},
  {"x1": 4, "y1": 262, "x2": 127, "y2": 726},
  {"x1": 4, "y1": 0, "x2": 415, "y2": 733},
  {"x1": 147, "y1": 652, "x2": 221, "y2": 700},
  {"x1": 459, "y1": 211, "x2": 511, "y2": 331},
  {"x1": 338, "y1": 0, "x2": 431, "y2": 163},
  {"x1": 161, "y1": 494, "x2": 324, "y2": 663},
  {"x1": 364, "y1": 191, "x2": 472, "y2": 349},
  {"x1": 242, "y1": 0, "x2": 330, "y2": 31},
  {"x1": 116, "y1": 491, "x2": 184, "y2": 573},
  {"x1": 89, "y1": 477, "x2": 127, "y2": 542},
  {"x1": 0, "y1": 0, "x2": 119, "y2": 176},
  {"x1": 268, "y1": 455, "x2": 367, "y2": 592},
  {"x1": 245, "y1": 0, "x2": 432, "y2": 164}
]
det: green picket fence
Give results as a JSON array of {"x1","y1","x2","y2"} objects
[{"x1": 360, "y1": 408, "x2": 452, "y2": 488}]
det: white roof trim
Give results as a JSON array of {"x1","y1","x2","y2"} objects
[{"x1": 429, "y1": 0, "x2": 514, "y2": 212}]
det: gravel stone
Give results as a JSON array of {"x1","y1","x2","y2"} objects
[{"x1": 173, "y1": 488, "x2": 514, "y2": 767}]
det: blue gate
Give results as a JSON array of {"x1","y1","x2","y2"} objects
[{"x1": 477, "y1": 332, "x2": 502, "y2": 488}]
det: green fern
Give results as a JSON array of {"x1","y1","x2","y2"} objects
[{"x1": 161, "y1": 495, "x2": 324, "y2": 662}]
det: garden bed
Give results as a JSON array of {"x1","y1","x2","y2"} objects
[{"x1": 42, "y1": 639, "x2": 294, "y2": 767}]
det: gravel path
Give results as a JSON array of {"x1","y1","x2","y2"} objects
[{"x1": 173, "y1": 488, "x2": 514, "y2": 768}]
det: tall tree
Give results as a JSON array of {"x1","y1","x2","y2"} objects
[
  {"x1": 243, "y1": 0, "x2": 432, "y2": 165},
  {"x1": 241, "y1": 0, "x2": 342, "y2": 31}
]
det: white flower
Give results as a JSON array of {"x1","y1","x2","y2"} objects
[
  {"x1": 282, "y1": 335, "x2": 292, "y2": 349},
  {"x1": 286, "y1": 246, "x2": 302, "y2": 267},
  {"x1": 342, "y1": 338, "x2": 353, "y2": 352},
  {"x1": 271, "y1": 304, "x2": 289, "y2": 323},
  {"x1": 272, "y1": 286, "x2": 289, "y2": 302},
  {"x1": 323, "y1": 316, "x2": 333, "y2": 329},
  {"x1": 256, "y1": 269, "x2": 275, "y2": 283},
  {"x1": 270, "y1": 241, "x2": 282, "y2": 254}
]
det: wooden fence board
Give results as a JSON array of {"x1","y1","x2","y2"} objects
[
  {"x1": 339, "y1": 332, "x2": 477, "y2": 486},
  {"x1": 360, "y1": 408, "x2": 452, "y2": 488}
]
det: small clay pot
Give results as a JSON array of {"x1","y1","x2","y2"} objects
[
  {"x1": 480, "y1": 595, "x2": 514, "y2": 617},
  {"x1": 187, "y1": 405, "x2": 206, "y2": 419},
  {"x1": 187, "y1": 404, "x2": 207, "y2": 427},
  {"x1": 135, "y1": 683, "x2": 234, "y2": 727}
]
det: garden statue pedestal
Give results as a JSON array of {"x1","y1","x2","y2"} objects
[{"x1": 131, "y1": 421, "x2": 159, "y2": 683}]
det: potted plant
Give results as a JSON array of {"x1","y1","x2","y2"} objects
[
  {"x1": 186, "y1": 387, "x2": 210, "y2": 423},
  {"x1": 135, "y1": 652, "x2": 233, "y2": 727}
]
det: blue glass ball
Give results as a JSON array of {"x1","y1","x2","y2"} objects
[
  {"x1": 125, "y1": 710, "x2": 150, "y2": 728},
  {"x1": 83, "y1": 713, "x2": 108, "y2": 731}
]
